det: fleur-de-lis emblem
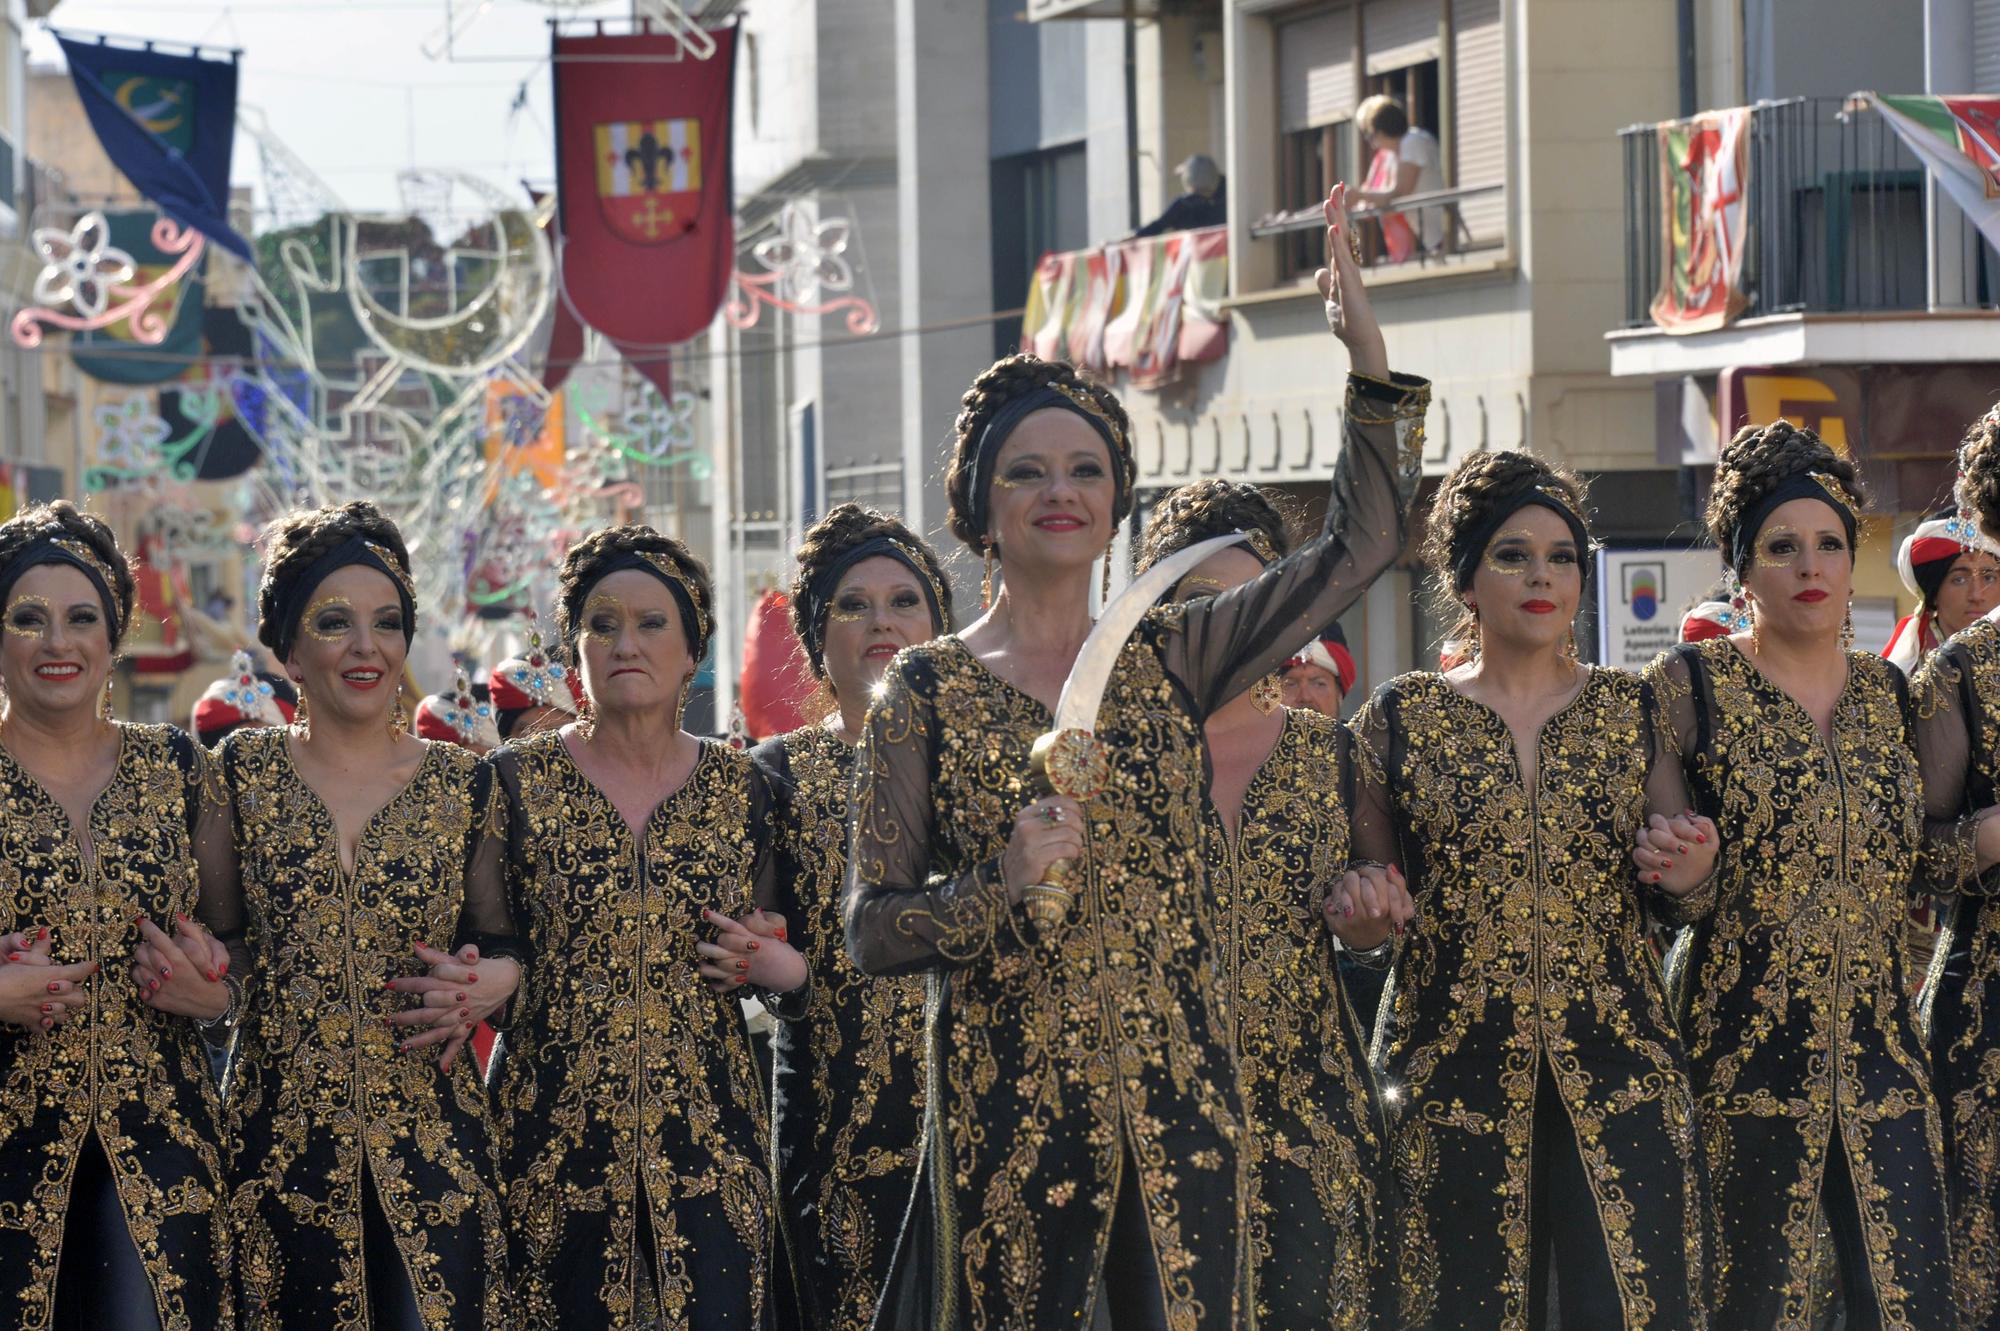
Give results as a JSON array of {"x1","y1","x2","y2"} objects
[
  {"x1": 624, "y1": 131, "x2": 674, "y2": 192},
  {"x1": 752, "y1": 204, "x2": 854, "y2": 304},
  {"x1": 30, "y1": 212, "x2": 137, "y2": 319}
]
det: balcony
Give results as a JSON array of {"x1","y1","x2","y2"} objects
[
  {"x1": 1609, "y1": 96, "x2": 2000, "y2": 378},
  {"x1": 1251, "y1": 181, "x2": 1507, "y2": 278}
]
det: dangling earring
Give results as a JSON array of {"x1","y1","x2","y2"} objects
[
  {"x1": 576, "y1": 691, "x2": 595, "y2": 739},
  {"x1": 391, "y1": 684, "x2": 410, "y2": 737},
  {"x1": 1841, "y1": 598, "x2": 1855, "y2": 651},
  {"x1": 1748, "y1": 600, "x2": 1762, "y2": 654},
  {"x1": 1101, "y1": 541, "x2": 1115, "y2": 609},
  {"x1": 100, "y1": 674, "x2": 115, "y2": 723},
  {"x1": 981, "y1": 541, "x2": 996, "y2": 611},
  {"x1": 1560, "y1": 625, "x2": 1579, "y2": 666},
  {"x1": 1249, "y1": 674, "x2": 1284, "y2": 715},
  {"x1": 294, "y1": 684, "x2": 311, "y2": 741},
  {"x1": 1721, "y1": 570, "x2": 1753, "y2": 632},
  {"x1": 677, "y1": 674, "x2": 692, "y2": 727}
]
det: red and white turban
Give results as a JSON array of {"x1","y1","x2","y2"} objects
[
  {"x1": 488, "y1": 630, "x2": 580, "y2": 715},
  {"x1": 1679, "y1": 600, "x2": 1737, "y2": 643},
  {"x1": 1885, "y1": 512, "x2": 2000, "y2": 675},
  {"x1": 1285, "y1": 632, "x2": 1357, "y2": 695},
  {"x1": 415, "y1": 669, "x2": 502, "y2": 749}
]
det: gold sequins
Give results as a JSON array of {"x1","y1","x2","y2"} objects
[{"x1": 4, "y1": 594, "x2": 50, "y2": 638}]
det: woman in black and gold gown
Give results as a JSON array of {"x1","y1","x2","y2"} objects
[
  {"x1": 494, "y1": 526, "x2": 806, "y2": 1330},
  {"x1": 1348, "y1": 452, "x2": 1713, "y2": 1331},
  {"x1": 222, "y1": 501, "x2": 522, "y2": 1331},
  {"x1": 1647, "y1": 421, "x2": 1952, "y2": 1329},
  {"x1": 1132, "y1": 479, "x2": 1401, "y2": 1330},
  {"x1": 748, "y1": 505, "x2": 951, "y2": 1331},
  {"x1": 846, "y1": 185, "x2": 1428, "y2": 1331},
  {"x1": 0, "y1": 501, "x2": 239, "y2": 1331},
  {"x1": 1912, "y1": 404, "x2": 2000, "y2": 1329}
]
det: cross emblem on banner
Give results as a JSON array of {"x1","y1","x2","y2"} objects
[{"x1": 630, "y1": 196, "x2": 676, "y2": 240}]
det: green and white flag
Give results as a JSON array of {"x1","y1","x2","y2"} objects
[{"x1": 1867, "y1": 92, "x2": 2000, "y2": 250}]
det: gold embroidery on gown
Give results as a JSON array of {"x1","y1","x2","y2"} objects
[
  {"x1": 1207, "y1": 709, "x2": 1386, "y2": 1329},
  {"x1": 753, "y1": 726, "x2": 925, "y2": 1331},
  {"x1": 0, "y1": 723, "x2": 235, "y2": 1331},
  {"x1": 846, "y1": 371, "x2": 1429, "y2": 1331},
  {"x1": 494, "y1": 732, "x2": 773, "y2": 1330},
  {"x1": 1912, "y1": 614, "x2": 2000, "y2": 1325},
  {"x1": 1350, "y1": 669, "x2": 1707, "y2": 1331},
  {"x1": 222, "y1": 728, "x2": 512, "y2": 1331},
  {"x1": 1648, "y1": 639, "x2": 1951, "y2": 1330}
]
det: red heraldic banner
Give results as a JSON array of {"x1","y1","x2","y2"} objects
[{"x1": 554, "y1": 25, "x2": 738, "y2": 349}]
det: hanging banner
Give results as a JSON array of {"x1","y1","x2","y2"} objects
[
  {"x1": 553, "y1": 25, "x2": 738, "y2": 348},
  {"x1": 1650, "y1": 107, "x2": 1751, "y2": 334},
  {"x1": 1868, "y1": 93, "x2": 2000, "y2": 252},
  {"x1": 71, "y1": 209, "x2": 206, "y2": 384},
  {"x1": 54, "y1": 34, "x2": 251, "y2": 261},
  {"x1": 1019, "y1": 227, "x2": 1229, "y2": 384}
]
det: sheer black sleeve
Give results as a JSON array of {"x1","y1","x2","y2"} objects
[
  {"x1": 456, "y1": 757, "x2": 526, "y2": 965},
  {"x1": 844, "y1": 656, "x2": 1027, "y2": 978},
  {"x1": 1160, "y1": 371, "x2": 1428, "y2": 717},
  {"x1": 1345, "y1": 689, "x2": 1400, "y2": 877},
  {"x1": 1912, "y1": 644, "x2": 1988, "y2": 895},
  {"x1": 181, "y1": 730, "x2": 250, "y2": 984},
  {"x1": 1640, "y1": 648, "x2": 1718, "y2": 925},
  {"x1": 743, "y1": 748, "x2": 808, "y2": 1018}
]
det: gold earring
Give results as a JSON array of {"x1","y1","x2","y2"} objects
[
  {"x1": 1748, "y1": 601, "x2": 1762, "y2": 654},
  {"x1": 1249, "y1": 674, "x2": 1283, "y2": 715},
  {"x1": 294, "y1": 685, "x2": 311, "y2": 741},
  {"x1": 1841, "y1": 600, "x2": 1855, "y2": 652},
  {"x1": 1101, "y1": 542, "x2": 1116, "y2": 608},
  {"x1": 678, "y1": 675, "x2": 692, "y2": 727},
  {"x1": 982, "y1": 542, "x2": 996, "y2": 610},
  {"x1": 1560, "y1": 625, "x2": 1578, "y2": 666},
  {"x1": 100, "y1": 675, "x2": 115, "y2": 723},
  {"x1": 576, "y1": 691, "x2": 595, "y2": 739},
  {"x1": 391, "y1": 685, "x2": 409, "y2": 737}
]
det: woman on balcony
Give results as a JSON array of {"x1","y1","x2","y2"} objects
[
  {"x1": 845, "y1": 183, "x2": 1429, "y2": 1331},
  {"x1": 1132, "y1": 478, "x2": 1401, "y2": 1330},
  {"x1": 1648, "y1": 421, "x2": 1953, "y2": 1329},
  {"x1": 1911, "y1": 405, "x2": 2000, "y2": 1329},
  {"x1": 1349, "y1": 452, "x2": 1714, "y2": 1331}
]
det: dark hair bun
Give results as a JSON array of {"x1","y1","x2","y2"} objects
[
  {"x1": 555, "y1": 524, "x2": 713, "y2": 664},
  {"x1": 255, "y1": 501, "x2": 412, "y2": 657},
  {"x1": 0, "y1": 500, "x2": 136, "y2": 645},
  {"x1": 790, "y1": 503, "x2": 954, "y2": 679},
  {"x1": 943, "y1": 353, "x2": 1134, "y2": 552},
  {"x1": 1706, "y1": 419, "x2": 1864, "y2": 560},
  {"x1": 1136, "y1": 479, "x2": 1293, "y2": 574},
  {"x1": 1958, "y1": 404, "x2": 2000, "y2": 544},
  {"x1": 1420, "y1": 450, "x2": 1588, "y2": 651}
]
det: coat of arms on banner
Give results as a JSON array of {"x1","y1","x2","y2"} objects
[{"x1": 593, "y1": 119, "x2": 702, "y2": 243}]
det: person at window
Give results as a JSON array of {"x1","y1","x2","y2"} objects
[
  {"x1": 1133, "y1": 153, "x2": 1227, "y2": 237},
  {"x1": 1353, "y1": 94, "x2": 1443, "y2": 260}
]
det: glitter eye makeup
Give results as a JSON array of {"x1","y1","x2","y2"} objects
[
  {"x1": 1483, "y1": 529, "x2": 1534, "y2": 576},
  {"x1": 827, "y1": 602, "x2": 869, "y2": 624},
  {"x1": 581, "y1": 594, "x2": 624, "y2": 641},
  {"x1": 1178, "y1": 575, "x2": 1229, "y2": 597},
  {"x1": 1756, "y1": 530, "x2": 1800, "y2": 569},
  {"x1": 302, "y1": 596, "x2": 354, "y2": 643},
  {"x1": 4, "y1": 595, "x2": 49, "y2": 639}
]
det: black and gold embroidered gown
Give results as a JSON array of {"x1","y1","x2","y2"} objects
[
  {"x1": 0, "y1": 723, "x2": 237, "y2": 1331},
  {"x1": 847, "y1": 370, "x2": 1428, "y2": 1331},
  {"x1": 1912, "y1": 613, "x2": 2000, "y2": 1328},
  {"x1": 1206, "y1": 708, "x2": 1387, "y2": 1330},
  {"x1": 220, "y1": 727, "x2": 514, "y2": 1331},
  {"x1": 1648, "y1": 639, "x2": 1952, "y2": 1329},
  {"x1": 1349, "y1": 668, "x2": 1707, "y2": 1331},
  {"x1": 493, "y1": 731, "x2": 774, "y2": 1331},
  {"x1": 753, "y1": 725, "x2": 926, "y2": 1331}
]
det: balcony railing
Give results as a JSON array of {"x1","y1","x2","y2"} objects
[
  {"x1": 1619, "y1": 95, "x2": 1997, "y2": 329},
  {"x1": 1252, "y1": 182, "x2": 1507, "y2": 271}
]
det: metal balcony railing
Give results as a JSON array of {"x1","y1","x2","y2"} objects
[
  {"x1": 1619, "y1": 95, "x2": 1997, "y2": 329},
  {"x1": 1253, "y1": 181, "x2": 1506, "y2": 273}
]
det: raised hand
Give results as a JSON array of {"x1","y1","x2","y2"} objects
[
  {"x1": 1324, "y1": 861, "x2": 1414, "y2": 951},
  {"x1": 696, "y1": 907, "x2": 806, "y2": 994},
  {"x1": 1314, "y1": 182, "x2": 1389, "y2": 379},
  {"x1": 1632, "y1": 811, "x2": 1720, "y2": 898},
  {"x1": 131, "y1": 913, "x2": 231, "y2": 1021}
]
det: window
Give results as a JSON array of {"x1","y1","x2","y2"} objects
[
  {"x1": 990, "y1": 143, "x2": 1088, "y2": 358},
  {"x1": 1278, "y1": 125, "x2": 1349, "y2": 280},
  {"x1": 1276, "y1": 6, "x2": 1357, "y2": 280}
]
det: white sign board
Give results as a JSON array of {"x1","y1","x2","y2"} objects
[{"x1": 1596, "y1": 548, "x2": 1726, "y2": 670}]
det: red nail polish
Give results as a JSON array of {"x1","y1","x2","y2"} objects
[
  {"x1": 736, "y1": 960, "x2": 749, "y2": 971},
  {"x1": 46, "y1": 982, "x2": 59, "y2": 993},
  {"x1": 8, "y1": 953, "x2": 20, "y2": 962},
  {"x1": 458, "y1": 1008, "x2": 469, "y2": 1019},
  {"x1": 776, "y1": 929, "x2": 788, "y2": 942},
  {"x1": 161, "y1": 968, "x2": 171, "y2": 980},
  {"x1": 382, "y1": 981, "x2": 397, "y2": 991},
  {"x1": 36, "y1": 927, "x2": 47, "y2": 941},
  {"x1": 456, "y1": 992, "x2": 466, "y2": 1003},
  {"x1": 132, "y1": 912, "x2": 143, "y2": 925},
  {"x1": 466, "y1": 973, "x2": 478, "y2": 983},
  {"x1": 747, "y1": 941, "x2": 760, "y2": 952},
  {"x1": 219, "y1": 961, "x2": 228, "y2": 976},
  {"x1": 1677, "y1": 845, "x2": 1688, "y2": 855},
  {"x1": 40, "y1": 1018, "x2": 51, "y2": 1029},
  {"x1": 1344, "y1": 905, "x2": 1354, "y2": 918},
  {"x1": 39, "y1": 1003, "x2": 50, "y2": 1014},
  {"x1": 205, "y1": 971, "x2": 218, "y2": 983},
  {"x1": 1695, "y1": 834, "x2": 1707, "y2": 844},
  {"x1": 1650, "y1": 872, "x2": 1662, "y2": 883},
  {"x1": 177, "y1": 913, "x2": 191, "y2": 924},
  {"x1": 462, "y1": 1022, "x2": 473, "y2": 1032}
]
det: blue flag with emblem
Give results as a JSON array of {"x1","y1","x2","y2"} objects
[{"x1": 54, "y1": 33, "x2": 250, "y2": 261}]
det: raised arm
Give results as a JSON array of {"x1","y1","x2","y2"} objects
[
  {"x1": 844, "y1": 658, "x2": 1032, "y2": 977},
  {"x1": 1162, "y1": 185, "x2": 1429, "y2": 714}
]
